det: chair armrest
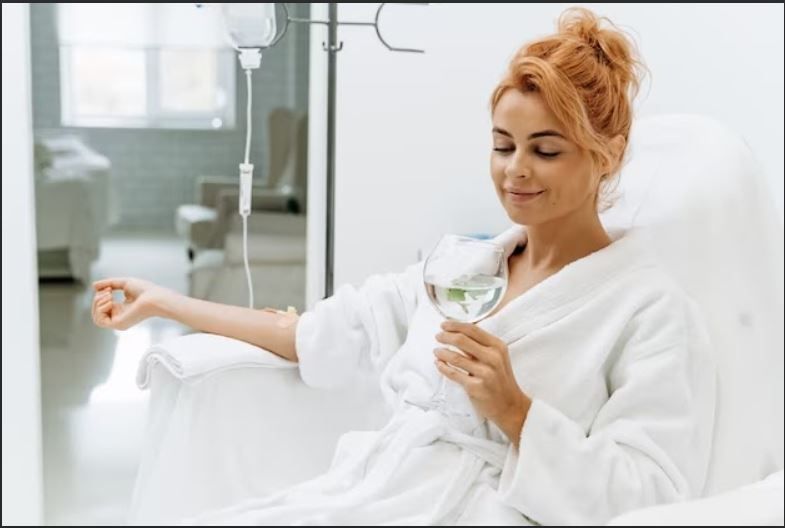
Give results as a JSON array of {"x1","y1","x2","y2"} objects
[
  {"x1": 197, "y1": 176, "x2": 300, "y2": 211},
  {"x1": 196, "y1": 176, "x2": 237, "y2": 209},
  {"x1": 175, "y1": 204, "x2": 220, "y2": 249},
  {"x1": 606, "y1": 470, "x2": 785, "y2": 526},
  {"x1": 130, "y1": 334, "x2": 390, "y2": 524},
  {"x1": 136, "y1": 333, "x2": 296, "y2": 390},
  {"x1": 214, "y1": 187, "x2": 301, "y2": 216},
  {"x1": 203, "y1": 187, "x2": 301, "y2": 250}
]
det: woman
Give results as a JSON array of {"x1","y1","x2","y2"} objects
[{"x1": 92, "y1": 8, "x2": 715, "y2": 525}]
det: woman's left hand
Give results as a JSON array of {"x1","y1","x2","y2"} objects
[{"x1": 435, "y1": 320, "x2": 531, "y2": 447}]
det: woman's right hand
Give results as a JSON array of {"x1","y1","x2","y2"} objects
[{"x1": 91, "y1": 277, "x2": 174, "y2": 331}]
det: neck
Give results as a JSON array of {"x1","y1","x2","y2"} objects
[{"x1": 522, "y1": 198, "x2": 612, "y2": 271}]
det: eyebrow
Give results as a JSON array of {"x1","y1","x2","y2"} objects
[{"x1": 492, "y1": 127, "x2": 566, "y2": 140}]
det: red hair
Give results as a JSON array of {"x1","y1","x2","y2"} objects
[{"x1": 491, "y1": 7, "x2": 647, "y2": 209}]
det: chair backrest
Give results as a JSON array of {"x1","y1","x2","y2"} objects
[
  {"x1": 601, "y1": 114, "x2": 784, "y2": 495},
  {"x1": 294, "y1": 112, "x2": 309, "y2": 209},
  {"x1": 267, "y1": 107, "x2": 297, "y2": 189}
]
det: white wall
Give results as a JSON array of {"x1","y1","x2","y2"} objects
[
  {"x1": 332, "y1": 3, "x2": 784, "y2": 287},
  {"x1": 306, "y1": 3, "x2": 329, "y2": 307},
  {"x1": 2, "y1": 3, "x2": 44, "y2": 525}
]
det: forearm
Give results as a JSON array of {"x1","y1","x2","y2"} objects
[{"x1": 153, "y1": 292, "x2": 299, "y2": 362}]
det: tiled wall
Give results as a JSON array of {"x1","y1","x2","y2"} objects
[{"x1": 29, "y1": 3, "x2": 310, "y2": 231}]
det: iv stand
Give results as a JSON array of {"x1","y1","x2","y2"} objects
[{"x1": 278, "y1": 3, "x2": 426, "y2": 298}]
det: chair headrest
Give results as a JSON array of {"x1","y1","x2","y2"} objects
[{"x1": 601, "y1": 114, "x2": 784, "y2": 493}]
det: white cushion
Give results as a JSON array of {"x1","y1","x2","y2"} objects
[
  {"x1": 607, "y1": 470, "x2": 784, "y2": 526},
  {"x1": 176, "y1": 205, "x2": 218, "y2": 235}
]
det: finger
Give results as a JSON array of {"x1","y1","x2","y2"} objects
[
  {"x1": 92, "y1": 293, "x2": 100, "y2": 318},
  {"x1": 439, "y1": 327, "x2": 504, "y2": 367},
  {"x1": 93, "y1": 291, "x2": 109, "y2": 312},
  {"x1": 96, "y1": 308, "x2": 114, "y2": 328},
  {"x1": 433, "y1": 347, "x2": 483, "y2": 376},
  {"x1": 94, "y1": 298, "x2": 111, "y2": 326},
  {"x1": 111, "y1": 300, "x2": 140, "y2": 330},
  {"x1": 92, "y1": 291, "x2": 109, "y2": 319},
  {"x1": 92, "y1": 278, "x2": 127, "y2": 292},
  {"x1": 441, "y1": 321, "x2": 501, "y2": 348},
  {"x1": 98, "y1": 298, "x2": 113, "y2": 312},
  {"x1": 435, "y1": 330, "x2": 489, "y2": 361},
  {"x1": 435, "y1": 359, "x2": 474, "y2": 387}
]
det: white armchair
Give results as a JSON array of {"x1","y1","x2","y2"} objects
[
  {"x1": 129, "y1": 115, "x2": 784, "y2": 525},
  {"x1": 130, "y1": 336, "x2": 387, "y2": 525},
  {"x1": 187, "y1": 211, "x2": 307, "y2": 310},
  {"x1": 174, "y1": 106, "x2": 308, "y2": 309},
  {"x1": 175, "y1": 106, "x2": 308, "y2": 261},
  {"x1": 175, "y1": 175, "x2": 303, "y2": 260}
]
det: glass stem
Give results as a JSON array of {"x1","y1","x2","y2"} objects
[{"x1": 431, "y1": 376, "x2": 448, "y2": 403}]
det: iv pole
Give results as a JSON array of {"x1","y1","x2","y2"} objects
[
  {"x1": 325, "y1": 3, "x2": 338, "y2": 300},
  {"x1": 278, "y1": 2, "x2": 426, "y2": 298}
]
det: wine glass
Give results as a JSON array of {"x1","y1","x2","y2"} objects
[{"x1": 408, "y1": 234, "x2": 508, "y2": 416}]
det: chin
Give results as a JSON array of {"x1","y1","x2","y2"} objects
[
  {"x1": 504, "y1": 208, "x2": 541, "y2": 227},
  {"x1": 499, "y1": 198, "x2": 538, "y2": 224}
]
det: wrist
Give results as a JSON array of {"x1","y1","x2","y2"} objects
[
  {"x1": 500, "y1": 392, "x2": 531, "y2": 449},
  {"x1": 151, "y1": 288, "x2": 182, "y2": 320}
]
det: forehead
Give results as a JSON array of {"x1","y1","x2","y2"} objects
[{"x1": 492, "y1": 89, "x2": 564, "y2": 135}]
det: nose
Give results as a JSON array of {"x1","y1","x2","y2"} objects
[{"x1": 504, "y1": 150, "x2": 532, "y2": 180}]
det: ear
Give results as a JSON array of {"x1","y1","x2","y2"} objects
[{"x1": 596, "y1": 134, "x2": 626, "y2": 183}]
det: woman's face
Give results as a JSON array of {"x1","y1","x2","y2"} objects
[{"x1": 490, "y1": 89, "x2": 601, "y2": 226}]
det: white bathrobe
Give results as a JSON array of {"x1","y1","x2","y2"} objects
[{"x1": 188, "y1": 226, "x2": 716, "y2": 526}]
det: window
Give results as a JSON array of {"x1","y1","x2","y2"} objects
[{"x1": 58, "y1": 4, "x2": 235, "y2": 130}]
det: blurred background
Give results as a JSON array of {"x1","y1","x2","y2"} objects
[
  {"x1": 6, "y1": 3, "x2": 311, "y2": 525},
  {"x1": 4, "y1": 3, "x2": 783, "y2": 525}
]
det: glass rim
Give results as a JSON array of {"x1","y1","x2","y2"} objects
[{"x1": 437, "y1": 234, "x2": 505, "y2": 253}]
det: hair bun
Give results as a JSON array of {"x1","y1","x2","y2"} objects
[
  {"x1": 558, "y1": 7, "x2": 641, "y2": 90},
  {"x1": 561, "y1": 8, "x2": 603, "y2": 46}
]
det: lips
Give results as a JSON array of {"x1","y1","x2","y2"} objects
[
  {"x1": 505, "y1": 189, "x2": 545, "y2": 204},
  {"x1": 506, "y1": 189, "x2": 544, "y2": 196}
]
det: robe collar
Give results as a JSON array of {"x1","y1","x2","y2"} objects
[{"x1": 479, "y1": 225, "x2": 655, "y2": 341}]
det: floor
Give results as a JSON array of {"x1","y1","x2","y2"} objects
[{"x1": 39, "y1": 231, "x2": 191, "y2": 525}]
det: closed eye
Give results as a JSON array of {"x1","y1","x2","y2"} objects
[{"x1": 493, "y1": 147, "x2": 561, "y2": 159}]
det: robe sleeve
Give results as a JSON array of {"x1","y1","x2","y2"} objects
[
  {"x1": 295, "y1": 262, "x2": 422, "y2": 389},
  {"x1": 497, "y1": 294, "x2": 717, "y2": 525}
]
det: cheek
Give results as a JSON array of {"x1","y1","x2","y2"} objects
[
  {"x1": 490, "y1": 157, "x2": 506, "y2": 186},
  {"x1": 544, "y1": 160, "x2": 593, "y2": 199}
]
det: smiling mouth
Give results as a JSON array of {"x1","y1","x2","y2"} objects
[{"x1": 506, "y1": 190, "x2": 545, "y2": 203}]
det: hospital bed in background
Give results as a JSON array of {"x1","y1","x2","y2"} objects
[
  {"x1": 128, "y1": 115, "x2": 784, "y2": 525},
  {"x1": 34, "y1": 135, "x2": 117, "y2": 282}
]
